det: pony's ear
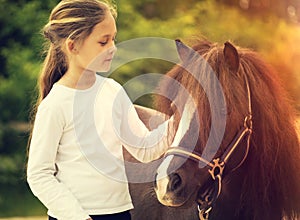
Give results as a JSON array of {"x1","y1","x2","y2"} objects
[
  {"x1": 223, "y1": 41, "x2": 240, "y2": 74},
  {"x1": 175, "y1": 39, "x2": 193, "y2": 63}
]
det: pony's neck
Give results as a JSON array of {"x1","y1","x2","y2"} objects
[
  {"x1": 209, "y1": 169, "x2": 244, "y2": 220},
  {"x1": 209, "y1": 164, "x2": 283, "y2": 220}
]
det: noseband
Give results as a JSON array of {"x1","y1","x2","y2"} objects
[{"x1": 164, "y1": 75, "x2": 253, "y2": 220}]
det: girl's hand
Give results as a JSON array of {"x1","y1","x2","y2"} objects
[{"x1": 87, "y1": 218, "x2": 93, "y2": 220}]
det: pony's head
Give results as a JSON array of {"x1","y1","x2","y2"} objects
[{"x1": 154, "y1": 40, "x2": 300, "y2": 220}]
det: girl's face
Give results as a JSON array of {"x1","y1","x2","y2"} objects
[{"x1": 74, "y1": 12, "x2": 117, "y2": 73}]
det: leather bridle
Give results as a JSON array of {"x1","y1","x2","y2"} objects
[{"x1": 164, "y1": 75, "x2": 253, "y2": 220}]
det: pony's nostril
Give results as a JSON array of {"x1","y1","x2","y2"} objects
[{"x1": 169, "y1": 173, "x2": 182, "y2": 191}]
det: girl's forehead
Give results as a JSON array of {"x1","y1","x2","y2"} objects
[{"x1": 92, "y1": 13, "x2": 117, "y2": 37}]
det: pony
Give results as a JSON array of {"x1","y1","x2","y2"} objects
[{"x1": 152, "y1": 39, "x2": 300, "y2": 220}]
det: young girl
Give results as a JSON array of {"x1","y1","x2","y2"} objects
[{"x1": 27, "y1": 1, "x2": 176, "y2": 219}]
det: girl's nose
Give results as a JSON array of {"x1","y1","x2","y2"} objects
[
  {"x1": 109, "y1": 44, "x2": 117, "y2": 53},
  {"x1": 107, "y1": 44, "x2": 117, "y2": 55}
]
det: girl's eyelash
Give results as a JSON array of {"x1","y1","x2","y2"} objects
[{"x1": 99, "y1": 37, "x2": 117, "y2": 46}]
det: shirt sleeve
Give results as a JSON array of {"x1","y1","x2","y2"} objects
[
  {"x1": 113, "y1": 86, "x2": 175, "y2": 163},
  {"x1": 27, "y1": 104, "x2": 90, "y2": 220}
]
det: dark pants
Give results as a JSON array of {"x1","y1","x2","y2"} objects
[{"x1": 49, "y1": 210, "x2": 131, "y2": 220}]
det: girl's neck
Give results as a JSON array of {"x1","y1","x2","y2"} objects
[{"x1": 58, "y1": 67, "x2": 96, "y2": 90}]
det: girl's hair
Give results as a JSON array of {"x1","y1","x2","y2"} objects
[{"x1": 38, "y1": 0, "x2": 117, "y2": 103}]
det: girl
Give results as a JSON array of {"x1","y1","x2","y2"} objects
[{"x1": 27, "y1": 1, "x2": 176, "y2": 219}]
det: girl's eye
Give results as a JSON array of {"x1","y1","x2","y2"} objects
[
  {"x1": 99, "y1": 42, "x2": 108, "y2": 46},
  {"x1": 99, "y1": 37, "x2": 117, "y2": 46}
]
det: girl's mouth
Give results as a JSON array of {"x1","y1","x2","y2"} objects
[{"x1": 104, "y1": 58, "x2": 113, "y2": 62}]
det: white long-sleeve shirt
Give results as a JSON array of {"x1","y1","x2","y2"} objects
[{"x1": 27, "y1": 75, "x2": 173, "y2": 220}]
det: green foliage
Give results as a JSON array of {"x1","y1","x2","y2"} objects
[
  {"x1": 0, "y1": 127, "x2": 27, "y2": 183},
  {"x1": 0, "y1": 0, "x2": 59, "y2": 122},
  {"x1": 0, "y1": 182, "x2": 47, "y2": 217}
]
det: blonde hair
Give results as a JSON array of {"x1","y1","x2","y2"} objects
[{"x1": 38, "y1": 0, "x2": 117, "y2": 103}]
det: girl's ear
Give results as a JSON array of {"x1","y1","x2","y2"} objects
[
  {"x1": 65, "y1": 38, "x2": 78, "y2": 54},
  {"x1": 223, "y1": 41, "x2": 240, "y2": 74}
]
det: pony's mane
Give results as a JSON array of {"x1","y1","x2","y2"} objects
[{"x1": 155, "y1": 40, "x2": 300, "y2": 219}]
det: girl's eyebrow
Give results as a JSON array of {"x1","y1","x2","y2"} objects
[{"x1": 99, "y1": 32, "x2": 117, "y2": 39}]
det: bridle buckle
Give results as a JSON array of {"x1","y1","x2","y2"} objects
[
  {"x1": 208, "y1": 158, "x2": 225, "y2": 180},
  {"x1": 198, "y1": 206, "x2": 212, "y2": 220}
]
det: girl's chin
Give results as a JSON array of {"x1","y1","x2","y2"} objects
[
  {"x1": 86, "y1": 65, "x2": 112, "y2": 73},
  {"x1": 97, "y1": 62, "x2": 112, "y2": 72},
  {"x1": 98, "y1": 67, "x2": 111, "y2": 73}
]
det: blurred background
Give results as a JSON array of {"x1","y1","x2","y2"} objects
[{"x1": 0, "y1": 0, "x2": 299, "y2": 218}]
